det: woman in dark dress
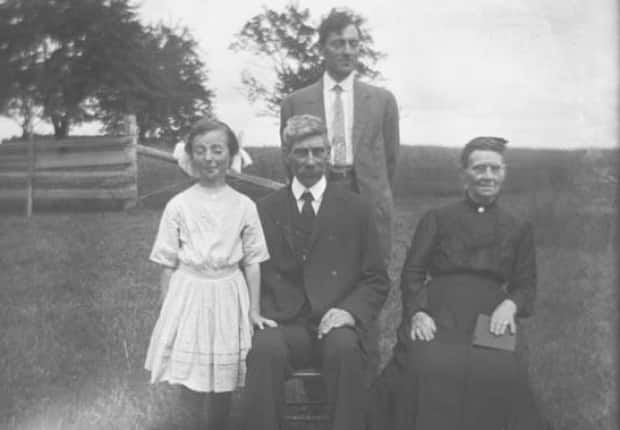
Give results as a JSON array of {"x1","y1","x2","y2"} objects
[{"x1": 371, "y1": 137, "x2": 545, "y2": 430}]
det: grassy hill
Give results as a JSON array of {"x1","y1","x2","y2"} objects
[{"x1": 0, "y1": 145, "x2": 617, "y2": 429}]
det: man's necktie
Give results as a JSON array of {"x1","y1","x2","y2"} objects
[
  {"x1": 332, "y1": 84, "x2": 346, "y2": 165},
  {"x1": 301, "y1": 191, "x2": 315, "y2": 218},
  {"x1": 293, "y1": 191, "x2": 315, "y2": 259}
]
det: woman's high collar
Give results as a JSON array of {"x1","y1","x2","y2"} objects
[{"x1": 464, "y1": 191, "x2": 499, "y2": 213}]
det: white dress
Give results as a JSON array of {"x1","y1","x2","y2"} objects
[{"x1": 144, "y1": 184, "x2": 269, "y2": 392}]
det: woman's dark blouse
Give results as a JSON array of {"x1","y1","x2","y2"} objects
[{"x1": 401, "y1": 196, "x2": 537, "y2": 322}]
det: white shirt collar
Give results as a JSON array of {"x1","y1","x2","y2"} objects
[
  {"x1": 291, "y1": 175, "x2": 327, "y2": 202},
  {"x1": 323, "y1": 71, "x2": 355, "y2": 93}
]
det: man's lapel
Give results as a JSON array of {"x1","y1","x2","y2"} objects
[
  {"x1": 352, "y1": 80, "x2": 371, "y2": 151},
  {"x1": 269, "y1": 188, "x2": 296, "y2": 256}
]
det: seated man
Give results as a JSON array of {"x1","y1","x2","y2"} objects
[{"x1": 242, "y1": 114, "x2": 390, "y2": 430}]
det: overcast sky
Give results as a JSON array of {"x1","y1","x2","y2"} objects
[{"x1": 1, "y1": 0, "x2": 617, "y2": 148}]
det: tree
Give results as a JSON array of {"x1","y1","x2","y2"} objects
[
  {"x1": 0, "y1": 0, "x2": 51, "y2": 137},
  {"x1": 97, "y1": 23, "x2": 213, "y2": 143},
  {"x1": 0, "y1": 0, "x2": 213, "y2": 141},
  {"x1": 1, "y1": 0, "x2": 147, "y2": 138},
  {"x1": 230, "y1": 5, "x2": 385, "y2": 115}
]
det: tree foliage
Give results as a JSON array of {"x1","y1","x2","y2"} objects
[
  {"x1": 0, "y1": 0, "x2": 52, "y2": 136},
  {"x1": 1, "y1": 0, "x2": 143, "y2": 137},
  {"x1": 0, "y1": 0, "x2": 212, "y2": 141},
  {"x1": 230, "y1": 5, "x2": 384, "y2": 115},
  {"x1": 97, "y1": 24, "x2": 212, "y2": 142}
]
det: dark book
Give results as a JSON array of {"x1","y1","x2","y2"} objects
[{"x1": 472, "y1": 314, "x2": 516, "y2": 351}]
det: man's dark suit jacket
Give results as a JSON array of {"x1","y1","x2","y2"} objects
[{"x1": 256, "y1": 183, "x2": 390, "y2": 345}]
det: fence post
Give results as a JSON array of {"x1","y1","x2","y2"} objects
[
  {"x1": 123, "y1": 114, "x2": 138, "y2": 209},
  {"x1": 25, "y1": 103, "x2": 35, "y2": 217}
]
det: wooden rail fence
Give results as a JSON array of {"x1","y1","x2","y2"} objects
[
  {"x1": 136, "y1": 144, "x2": 283, "y2": 202},
  {"x1": 0, "y1": 136, "x2": 138, "y2": 210},
  {"x1": 0, "y1": 135, "x2": 283, "y2": 212}
]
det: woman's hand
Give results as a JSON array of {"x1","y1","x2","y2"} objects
[
  {"x1": 410, "y1": 311, "x2": 436, "y2": 341},
  {"x1": 490, "y1": 299, "x2": 517, "y2": 335},
  {"x1": 250, "y1": 310, "x2": 278, "y2": 330}
]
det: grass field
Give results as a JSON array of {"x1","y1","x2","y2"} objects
[{"x1": 0, "y1": 145, "x2": 617, "y2": 429}]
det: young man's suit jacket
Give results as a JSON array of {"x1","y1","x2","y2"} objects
[
  {"x1": 280, "y1": 79, "x2": 400, "y2": 263},
  {"x1": 256, "y1": 183, "x2": 390, "y2": 349}
]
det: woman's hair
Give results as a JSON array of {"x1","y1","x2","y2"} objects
[
  {"x1": 460, "y1": 137, "x2": 508, "y2": 167},
  {"x1": 281, "y1": 114, "x2": 328, "y2": 152},
  {"x1": 185, "y1": 117, "x2": 239, "y2": 158}
]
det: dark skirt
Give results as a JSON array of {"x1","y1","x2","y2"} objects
[{"x1": 370, "y1": 273, "x2": 545, "y2": 430}]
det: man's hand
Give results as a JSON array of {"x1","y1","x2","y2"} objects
[
  {"x1": 410, "y1": 311, "x2": 436, "y2": 341},
  {"x1": 317, "y1": 308, "x2": 355, "y2": 339},
  {"x1": 250, "y1": 310, "x2": 278, "y2": 330},
  {"x1": 489, "y1": 299, "x2": 517, "y2": 335}
]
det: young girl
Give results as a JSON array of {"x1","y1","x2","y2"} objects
[{"x1": 145, "y1": 118, "x2": 275, "y2": 429}]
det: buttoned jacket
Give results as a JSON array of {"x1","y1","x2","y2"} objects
[{"x1": 256, "y1": 183, "x2": 390, "y2": 338}]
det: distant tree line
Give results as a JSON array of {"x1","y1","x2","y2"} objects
[
  {"x1": 0, "y1": 2, "x2": 384, "y2": 142},
  {"x1": 0, "y1": 0, "x2": 212, "y2": 142}
]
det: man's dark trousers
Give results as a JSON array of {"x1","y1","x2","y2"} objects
[{"x1": 243, "y1": 321, "x2": 366, "y2": 430}]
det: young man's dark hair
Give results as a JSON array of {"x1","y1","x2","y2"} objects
[{"x1": 317, "y1": 8, "x2": 361, "y2": 47}]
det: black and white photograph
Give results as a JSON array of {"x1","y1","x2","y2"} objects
[{"x1": 0, "y1": 1, "x2": 617, "y2": 429}]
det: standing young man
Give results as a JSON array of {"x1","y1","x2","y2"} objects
[{"x1": 280, "y1": 8, "x2": 400, "y2": 264}]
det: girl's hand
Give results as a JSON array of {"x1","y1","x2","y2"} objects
[
  {"x1": 490, "y1": 299, "x2": 517, "y2": 335},
  {"x1": 410, "y1": 311, "x2": 436, "y2": 341},
  {"x1": 159, "y1": 267, "x2": 174, "y2": 304},
  {"x1": 250, "y1": 311, "x2": 278, "y2": 330}
]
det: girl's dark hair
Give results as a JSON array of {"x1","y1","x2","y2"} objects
[
  {"x1": 185, "y1": 118, "x2": 239, "y2": 157},
  {"x1": 460, "y1": 136, "x2": 507, "y2": 167}
]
